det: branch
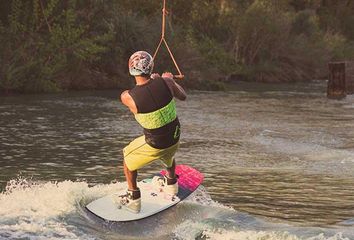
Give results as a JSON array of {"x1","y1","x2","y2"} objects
[{"x1": 39, "y1": 0, "x2": 51, "y2": 33}]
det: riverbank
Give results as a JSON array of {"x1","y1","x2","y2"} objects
[{"x1": 1, "y1": 1, "x2": 353, "y2": 94}]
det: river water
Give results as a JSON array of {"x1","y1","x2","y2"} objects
[{"x1": 1, "y1": 81, "x2": 354, "y2": 240}]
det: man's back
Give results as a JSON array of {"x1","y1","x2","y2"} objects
[{"x1": 129, "y1": 77, "x2": 180, "y2": 149}]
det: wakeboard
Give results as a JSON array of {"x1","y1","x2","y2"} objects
[{"x1": 85, "y1": 164, "x2": 203, "y2": 222}]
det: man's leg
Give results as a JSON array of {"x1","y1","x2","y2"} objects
[
  {"x1": 152, "y1": 158, "x2": 178, "y2": 195},
  {"x1": 160, "y1": 144, "x2": 179, "y2": 188},
  {"x1": 123, "y1": 160, "x2": 138, "y2": 190},
  {"x1": 119, "y1": 160, "x2": 141, "y2": 213},
  {"x1": 120, "y1": 135, "x2": 160, "y2": 213},
  {"x1": 166, "y1": 158, "x2": 176, "y2": 179},
  {"x1": 122, "y1": 135, "x2": 149, "y2": 191}
]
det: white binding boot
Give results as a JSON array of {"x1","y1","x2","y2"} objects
[
  {"x1": 152, "y1": 174, "x2": 178, "y2": 195},
  {"x1": 117, "y1": 188, "x2": 141, "y2": 213}
]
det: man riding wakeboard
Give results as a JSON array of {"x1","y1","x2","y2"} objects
[{"x1": 119, "y1": 50, "x2": 187, "y2": 213}]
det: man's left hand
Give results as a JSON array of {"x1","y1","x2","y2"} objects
[{"x1": 151, "y1": 73, "x2": 161, "y2": 79}]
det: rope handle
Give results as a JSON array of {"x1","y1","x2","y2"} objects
[
  {"x1": 153, "y1": 0, "x2": 184, "y2": 80},
  {"x1": 174, "y1": 74, "x2": 184, "y2": 80}
]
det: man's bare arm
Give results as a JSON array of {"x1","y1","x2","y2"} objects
[
  {"x1": 120, "y1": 90, "x2": 138, "y2": 114},
  {"x1": 161, "y1": 72, "x2": 187, "y2": 101}
]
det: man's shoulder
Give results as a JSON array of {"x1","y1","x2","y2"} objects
[{"x1": 121, "y1": 90, "x2": 133, "y2": 103}]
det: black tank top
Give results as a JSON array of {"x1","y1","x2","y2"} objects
[{"x1": 129, "y1": 77, "x2": 180, "y2": 149}]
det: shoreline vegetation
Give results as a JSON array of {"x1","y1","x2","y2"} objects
[{"x1": 1, "y1": 0, "x2": 354, "y2": 94}]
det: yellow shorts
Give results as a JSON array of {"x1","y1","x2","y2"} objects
[{"x1": 123, "y1": 135, "x2": 179, "y2": 171}]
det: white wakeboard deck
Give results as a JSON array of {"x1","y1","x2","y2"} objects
[{"x1": 86, "y1": 165, "x2": 203, "y2": 222}]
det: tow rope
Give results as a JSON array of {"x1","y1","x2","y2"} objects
[{"x1": 153, "y1": 0, "x2": 184, "y2": 79}]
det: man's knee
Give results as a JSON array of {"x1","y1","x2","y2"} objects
[{"x1": 124, "y1": 159, "x2": 135, "y2": 172}]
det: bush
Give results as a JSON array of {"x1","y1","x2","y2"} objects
[{"x1": 1, "y1": 0, "x2": 354, "y2": 93}]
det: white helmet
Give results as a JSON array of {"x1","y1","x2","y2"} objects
[{"x1": 128, "y1": 51, "x2": 154, "y2": 76}]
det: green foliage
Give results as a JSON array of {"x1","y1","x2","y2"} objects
[
  {"x1": 1, "y1": 0, "x2": 354, "y2": 93},
  {"x1": 0, "y1": 0, "x2": 111, "y2": 93},
  {"x1": 218, "y1": 0, "x2": 352, "y2": 82},
  {"x1": 325, "y1": 33, "x2": 354, "y2": 61},
  {"x1": 291, "y1": 10, "x2": 319, "y2": 37},
  {"x1": 196, "y1": 37, "x2": 236, "y2": 74}
]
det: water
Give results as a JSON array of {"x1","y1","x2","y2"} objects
[{"x1": 1, "y1": 81, "x2": 354, "y2": 239}]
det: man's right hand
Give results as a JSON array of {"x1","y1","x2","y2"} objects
[{"x1": 162, "y1": 72, "x2": 174, "y2": 79}]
